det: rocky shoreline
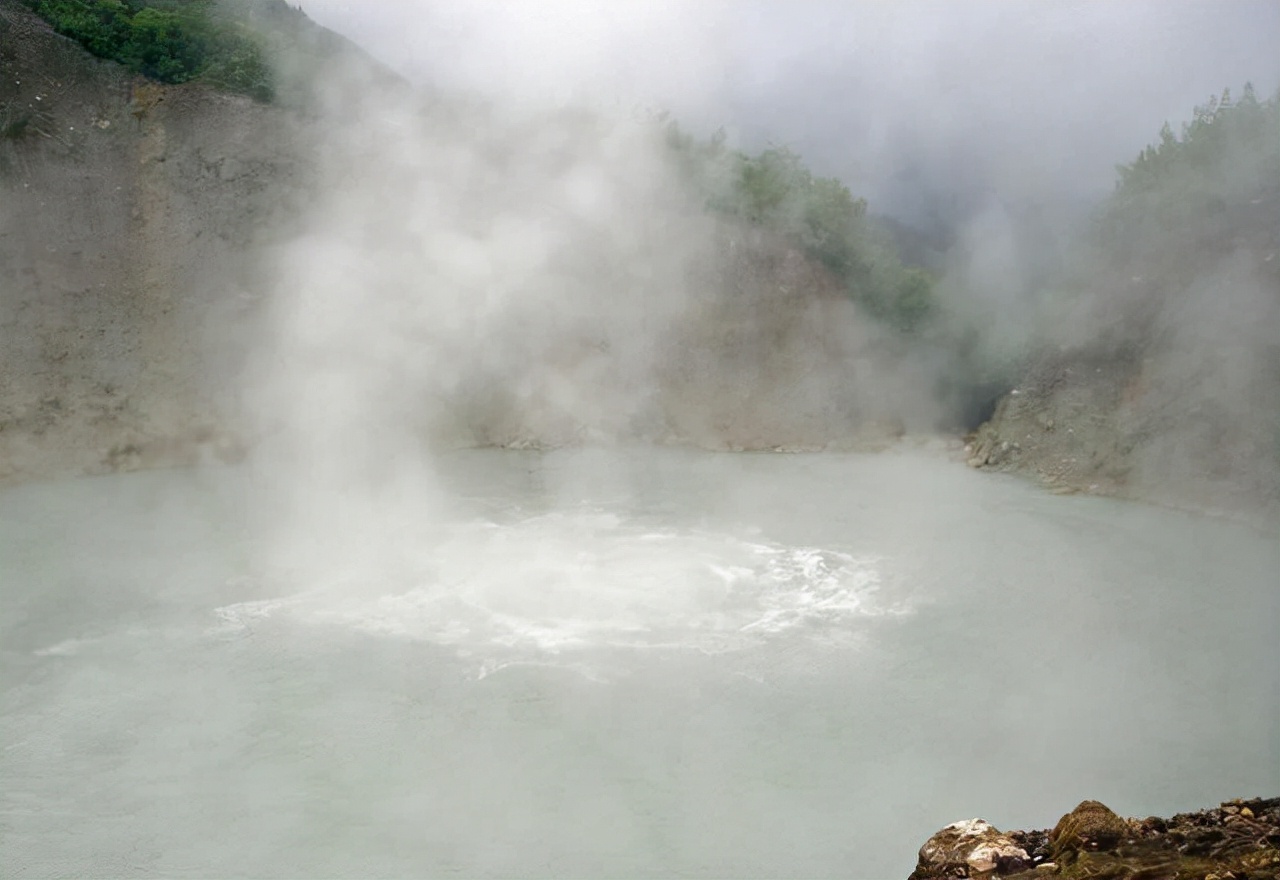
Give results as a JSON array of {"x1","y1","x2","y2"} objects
[{"x1": 910, "y1": 798, "x2": 1280, "y2": 880}]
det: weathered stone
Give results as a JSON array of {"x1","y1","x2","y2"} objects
[
  {"x1": 910, "y1": 818, "x2": 1029, "y2": 879},
  {"x1": 1049, "y1": 800, "x2": 1129, "y2": 862}
]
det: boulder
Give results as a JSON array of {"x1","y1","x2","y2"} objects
[
  {"x1": 910, "y1": 818, "x2": 1030, "y2": 879},
  {"x1": 1048, "y1": 799, "x2": 1129, "y2": 863}
]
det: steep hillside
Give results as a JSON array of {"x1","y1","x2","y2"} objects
[{"x1": 968, "y1": 89, "x2": 1280, "y2": 519}]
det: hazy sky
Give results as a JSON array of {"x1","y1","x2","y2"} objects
[{"x1": 298, "y1": 1, "x2": 1280, "y2": 218}]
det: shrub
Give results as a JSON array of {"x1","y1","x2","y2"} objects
[
  {"x1": 22, "y1": 0, "x2": 274, "y2": 101},
  {"x1": 667, "y1": 122, "x2": 936, "y2": 333}
]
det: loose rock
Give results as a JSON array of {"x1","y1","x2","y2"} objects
[
  {"x1": 910, "y1": 818, "x2": 1030, "y2": 879},
  {"x1": 911, "y1": 797, "x2": 1280, "y2": 880},
  {"x1": 1049, "y1": 799, "x2": 1129, "y2": 863}
]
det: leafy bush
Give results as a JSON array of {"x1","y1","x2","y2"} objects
[
  {"x1": 22, "y1": 0, "x2": 274, "y2": 101},
  {"x1": 666, "y1": 123, "x2": 937, "y2": 332}
]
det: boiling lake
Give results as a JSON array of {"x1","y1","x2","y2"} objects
[{"x1": 2, "y1": 447, "x2": 1276, "y2": 877}]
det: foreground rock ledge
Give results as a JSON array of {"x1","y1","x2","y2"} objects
[{"x1": 910, "y1": 797, "x2": 1280, "y2": 879}]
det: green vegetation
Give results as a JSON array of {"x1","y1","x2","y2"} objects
[
  {"x1": 1098, "y1": 83, "x2": 1280, "y2": 263},
  {"x1": 21, "y1": 0, "x2": 273, "y2": 101},
  {"x1": 666, "y1": 124, "x2": 937, "y2": 333}
]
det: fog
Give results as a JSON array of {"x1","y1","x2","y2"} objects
[
  {"x1": 230, "y1": 0, "x2": 1280, "y2": 580},
  {"x1": 301, "y1": 0, "x2": 1280, "y2": 212},
  {"x1": 245, "y1": 72, "x2": 953, "y2": 586}
]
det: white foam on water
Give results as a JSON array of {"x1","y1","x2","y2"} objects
[
  {"x1": 213, "y1": 509, "x2": 901, "y2": 661},
  {"x1": 32, "y1": 637, "x2": 94, "y2": 657}
]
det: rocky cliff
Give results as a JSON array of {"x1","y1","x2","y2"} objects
[{"x1": 0, "y1": 0, "x2": 314, "y2": 480}]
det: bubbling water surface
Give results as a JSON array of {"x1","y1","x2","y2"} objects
[{"x1": 214, "y1": 508, "x2": 894, "y2": 666}]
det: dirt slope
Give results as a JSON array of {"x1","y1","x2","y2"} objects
[{"x1": 968, "y1": 188, "x2": 1280, "y2": 521}]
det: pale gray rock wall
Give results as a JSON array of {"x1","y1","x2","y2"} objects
[{"x1": 0, "y1": 0, "x2": 312, "y2": 480}]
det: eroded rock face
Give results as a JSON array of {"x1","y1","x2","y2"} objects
[
  {"x1": 0, "y1": 0, "x2": 312, "y2": 482},
  {"x1": 910, "y1": 818, "x2": 1030, "y2": 879}
]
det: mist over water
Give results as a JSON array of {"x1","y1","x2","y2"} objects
[
  {"x1": 241, "y1": 0, "x2": 1280, "y2": 544},
  {"x1": 246, "y1": 96, "x2": 687, "y2": 581},
  {"x1": 243, "y1": 66, "x2": 956, "y2": 588},
  {"x1": 3, "y1": 450, "x2": 1277, "y2": 877}
]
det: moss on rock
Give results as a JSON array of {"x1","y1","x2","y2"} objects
[{"x1": 1050, "y1": 800, "x2": 1130, "y2": 864}]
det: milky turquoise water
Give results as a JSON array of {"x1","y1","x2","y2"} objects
[{"x1": 2, "y1": 447, "x2": 1277, "y2": 878}]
